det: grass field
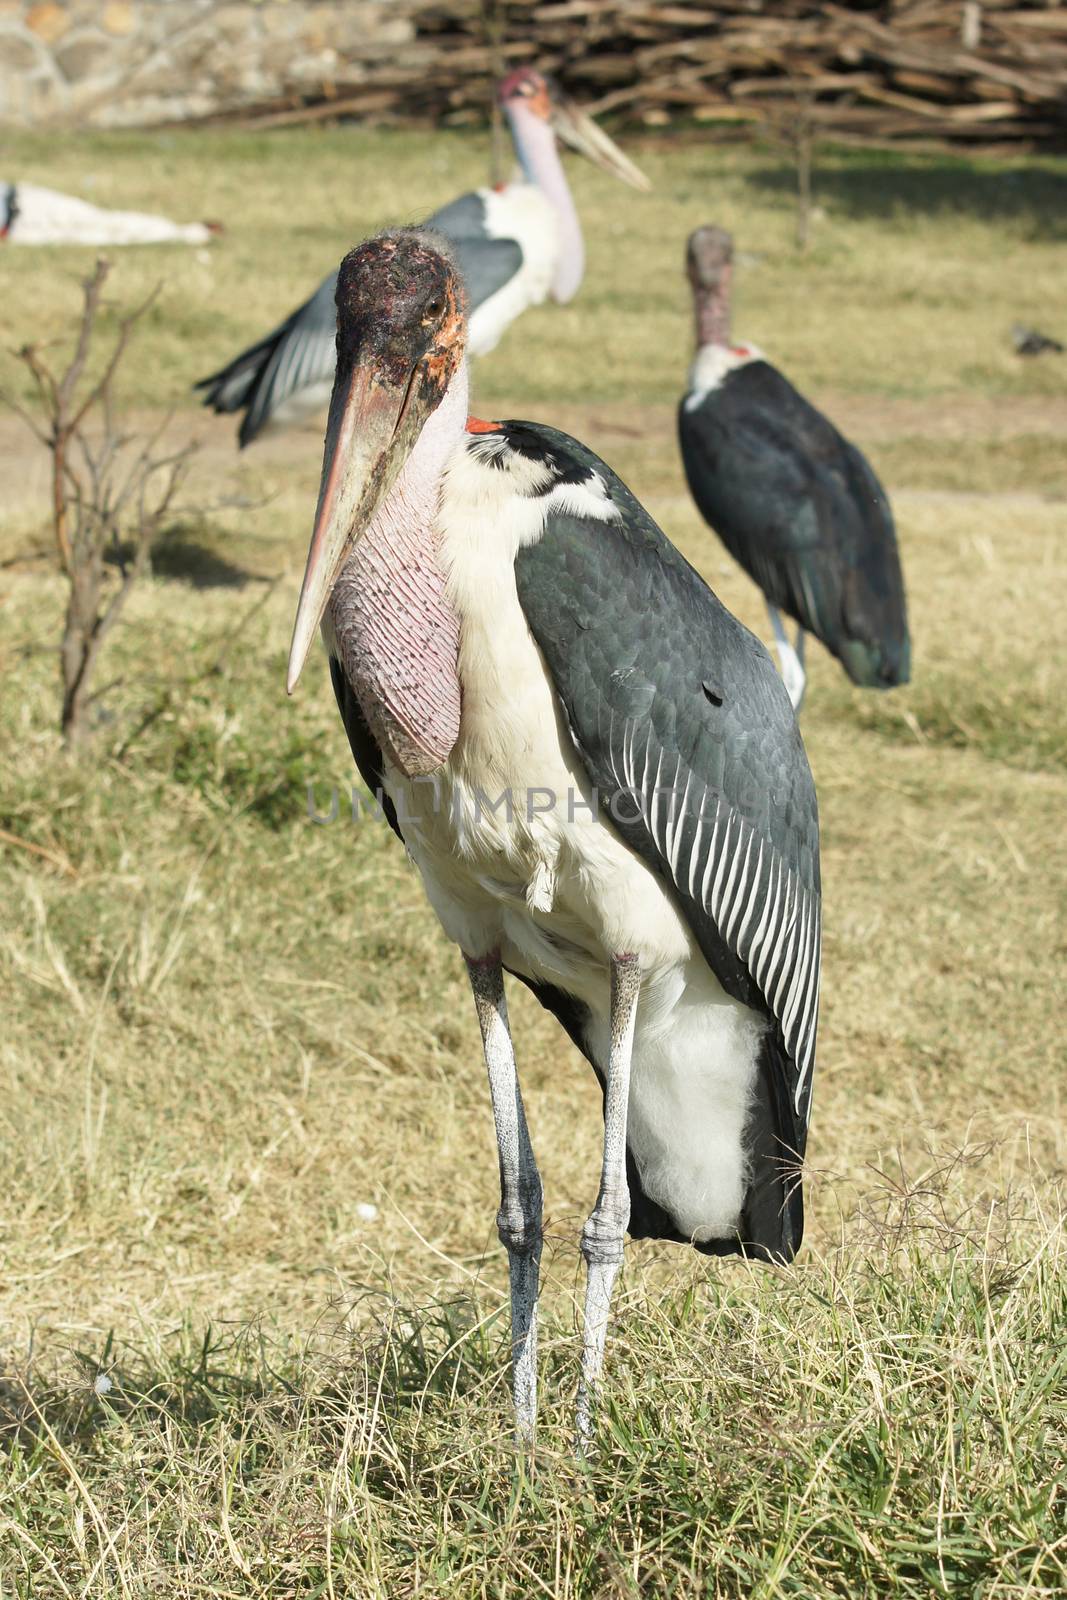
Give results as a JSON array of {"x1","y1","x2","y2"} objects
[{"x1": 0, "y1": 127, "x2": 1065, "y2": 1597}]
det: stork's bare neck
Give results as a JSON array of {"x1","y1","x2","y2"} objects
[
  {"x1": 687, "y1": 225, "x2": 735, "y2": 350},
  {"x1": 505, "y1": 98, "x2": 584, "y2": 303},
  {"x1": 328, "y1": 367, "x2": 467, "y2": 777},
  {"x1": 693, "y1": 267, "x2": 731, "y2": 348}
]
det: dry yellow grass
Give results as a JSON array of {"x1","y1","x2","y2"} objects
[{"x1": 0, "y1": 127, "x2": 1064, "y2": 1596}]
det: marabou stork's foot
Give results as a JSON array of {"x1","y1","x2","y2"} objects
[
  {"x1": 465, "y1": 953, "x2": 544, "y2": 1446},
  {"x1": 768, "y1": 605, "x2": 807, "y2": 713},
  {"x1": 575, "y1": 954, "x2": 641, "y2": 1450}
]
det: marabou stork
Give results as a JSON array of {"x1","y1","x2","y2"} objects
[
  {"x1": 287, "y1": 228, "x2": 822, "y2": 1444},
  {"x1": 196, "y1": 69, "x2": 648, "y2": 448},
  {"x1": 678, "y1": 226, "x2": 910, "y2": 710},
  {"x1": 0, "y1": 181, "x2": 217, "y2": 246}
]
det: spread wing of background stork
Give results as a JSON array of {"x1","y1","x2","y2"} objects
[{"x1": 195, "y1": 69, "x2": 648, "y2": 448}]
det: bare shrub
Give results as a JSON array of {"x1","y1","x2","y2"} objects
[{"x1": 6, "y1": 258, "x2": 197, "y2": 752}]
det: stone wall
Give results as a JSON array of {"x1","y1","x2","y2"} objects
[{"x1": 0, "y1": 0, "x2": 420, "y2": 127}]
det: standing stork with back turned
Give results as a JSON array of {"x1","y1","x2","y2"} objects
[
  {"x1": 288, "y1": 228, "x2": 822, "y2": 1446},
  {"x1": 679, "y1": 226, "x2": 910, "y2": 710},
  {"x1": 196, "y1": 69, "x2": 648, "y2": 448}
]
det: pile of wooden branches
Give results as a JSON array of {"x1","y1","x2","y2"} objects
[{"x1": 238, "y1": 1, "x2": 1067, "y2": 153}]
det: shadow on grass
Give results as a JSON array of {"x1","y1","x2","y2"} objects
[
  {"x1": 104, "y1": 535, "x2": 261, "y2": 590},
  {"x1": 149, "y1": 537, "x2": 262, "y2": 590},
  {"x1": 0, "y1": 1293, "x2": 505, "y2": 1458},
  {"x1": 0, "y1": 1325, "x2": 271, "y2": 1452},
  {"x1": 748, "y1": 155, "x2": 1067, "y2": 239}
]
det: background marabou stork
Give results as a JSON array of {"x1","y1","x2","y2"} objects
[
  {"x1": 678, "y1": 225, "x2": 910, "y2": 709},
  {"x1": 196, "y1": 69, "x2": 648, "y2": 448},
  {"x1": 287, "y1": 228, "x2": 822, "y2": 1444},
  {"x1": 0, "y1": 180, "x2": 217, "y2": 246}
]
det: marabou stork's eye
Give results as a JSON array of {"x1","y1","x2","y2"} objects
[{"x1": 425, "y1": 297, "x2": 444, "y2": 320}]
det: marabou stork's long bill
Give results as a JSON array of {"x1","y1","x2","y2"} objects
[
  {"x1": 678, "y1": 226, "x2": 910, "y2": 710},
  {"x1": 0, "y1": 181, "x2": 217, "y2": 246},
  {"x1": 289, "y1": 229, "x2": 821, "y2": 1445},
  {"x1": 196, "y1": 69, "x2": 648, "y2": 448}
]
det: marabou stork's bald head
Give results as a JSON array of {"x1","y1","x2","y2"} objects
[
  {"x1": 686, "y1": 225, "x2": 735, "y2": 349},
  {"x1": 686, "y1": 225, "x2": 733, "y2": 293},
  {"x1": 287, "y1": 230, "x2": 466, "y2": 692},
  {"x1": 498, "y1": 66, "x2": 650, "y2": 194},
  {"x1": 497, "y1": 66, "x2": 553, "y2": 122}
]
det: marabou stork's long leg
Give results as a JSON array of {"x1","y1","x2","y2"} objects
[
  {"x1": 465, "y1": 954, "x2": 544, "y2": 1444},
  {"x1": 768, "y1": 603, "x2": 807, "y2": 713},
  {"x1": 575, "y1": 953, "x2": 641, "y2": 1446}
]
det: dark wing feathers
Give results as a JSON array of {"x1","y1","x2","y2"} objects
[
  {"x1": 191, "y1": 329, "x2": 276, "y2": 413},
  {"x1": 327, "y1": 655, "x2": 403, "y2": 842},
  {"x1": 512, "y1": 425, "x2": 821, "y2": 1134},
  {"x1": 679, "y1": 360, "x2": 910, "y2": 688},
  {"x1": 241, "y1": 273, "x2": 337, "y2": 438},
  {"x1": 197, "y1": 188, "x2": 522, "y2": 445},
  {"x1": 426, "y1": 191, "x2": 524, "y2": 309},
  {"x1": 426, "y1": 191, "x2": 488, "y2": 236},
  {"x1": 455, "y1": 235, "x2": 524, "y2": 314},
  {"x1": 195, "y1": 271, "x2": 337, "y2": 447},
  {"x1": 239, "y1": 275, "x2": 338, "y2": 448}
]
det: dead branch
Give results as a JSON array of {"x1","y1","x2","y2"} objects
[
  {"x1": 6, "y1": 261, "x2": 202, "y2": 754},
  {"x1": 0, "y1": 826, "x2": 77, "y2": 878},
  {"x1": 188, "y1": 1, "x2": 1067, "y2": 154}
]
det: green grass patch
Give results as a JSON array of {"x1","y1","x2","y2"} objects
[{"x1": 3, "y1": 1220, "x2": 1064, "y2": 1598}]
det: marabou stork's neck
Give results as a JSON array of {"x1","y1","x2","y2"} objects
[
  {"x1": 692, "y1": 260, "x2": 733, "y2": 351},
  {"x1": 327, "y1": 364, "x2": 470, "y2": 778},
  {"x1": 506, "y1": 101, "x2": 584, "y2": 302}
]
